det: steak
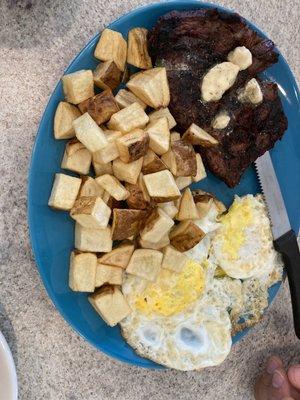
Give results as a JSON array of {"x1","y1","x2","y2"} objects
[{"x1": 148, "y1": 9, "x2": 288, "y2": 187}]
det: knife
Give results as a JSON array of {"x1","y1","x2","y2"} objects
[{"x1": 255, "y1": 151, "x2": 300, "y2": 338}]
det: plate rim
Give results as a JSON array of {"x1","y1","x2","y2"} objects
[{"x1": 27, "y1": 0, "x2": 300, "y2": 368}]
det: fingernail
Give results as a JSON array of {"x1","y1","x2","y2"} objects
[
  {"x1": 272, "y1": 371, "x2": 284, "y2": 388},
  {"x1": 267, "y1": 357, "x2": 281, "y2": 374}
]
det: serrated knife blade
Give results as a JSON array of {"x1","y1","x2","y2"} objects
[
  {"x1": 254, "y1": 151, "x2": 290, "y2": 239},
  {"x1": 255, "y1": 151, "x2": 300, "y2": 339}
]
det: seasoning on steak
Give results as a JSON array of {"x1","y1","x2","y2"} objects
[{"x1": 148, "y1": 9, "x2": 288, "y2": 187}]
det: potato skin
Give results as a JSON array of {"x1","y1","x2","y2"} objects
[
  {"x1": 171, "y1": 140, "x2": 197, "y2": 177},
  {"x1": 125, "y1": 182, "x2": 150, "y2": 210},
  {"x1": 112, "y1": 209, "x2": 149, "y2": 240},
  {"x1": 79, "y1": 90, "x2": 119, "y2": 125}
]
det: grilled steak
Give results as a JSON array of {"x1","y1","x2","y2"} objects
[{"x1": 148, "y1": 9, "x2": 288, "y2": 187}]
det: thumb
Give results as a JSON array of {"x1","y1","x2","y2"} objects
[{"x1": 288, "y1": 365, "x2": 300, "y2": 390}]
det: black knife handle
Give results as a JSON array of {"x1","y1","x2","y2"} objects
[{"x1": 274, "y1": 230, "x2": 300, "y2": 339}]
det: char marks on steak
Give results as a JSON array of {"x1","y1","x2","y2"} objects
[{"x1": 148, "y1": 9, "x2": 288, "y2": 187}]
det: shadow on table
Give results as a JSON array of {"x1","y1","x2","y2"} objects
[
  {"x1": 0, "y1": 302, "x2": 18, "y2": 367},
  {"x1": 0, "y1": 0, "x2": 84, "y2": 48}
]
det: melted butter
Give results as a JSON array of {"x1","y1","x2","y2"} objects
[{"x1": 135, "y1": 260, "x2": 205, "y2": 316}]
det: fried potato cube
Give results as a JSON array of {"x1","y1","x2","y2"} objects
[
  {"x1": 148, "y1": 107, "x2": 176, "y2": 130},
  {"x1": 193, "y1": 153, "x2": 207, "y2": 182},
  {"x1": 94, "y1": 28, "x2": 127, "y2": 71},
  {"x1": 138, "y1": 173, "x2": 151, "y2": 203},
  {"x1": 175, "y1": 176, "x2": 192, "y2": 190},
  {"x1": 48, "y1": 173, "x2": 81, "y2": 211},
  {"x1": 93, "y1": 60, "x2": 122, "y2": 90},
  {"x1": 170, "y1": 220, "x2": 205, "y2": 252},
  {"x1": 143, "y1": 170, "x2": 180, "y2": 203},
  {"x1": 192, "y1": 189, "x2": 226, "y2": 215},
  {"x1": 177, "y1": 188, "x2": 199, "y2": 221},
  {"x1": 78, "y1": 176, "x2": 104, "y2": 198},
  {"x1": 108, "y1": 102, "x2": 149, "y2": 133},
  {"x1": 70, "y1": 196, "x2": 111, "y2": 228},
  {"x1": 183, "y1": 123, "x2": 218, "y2": 147},
  {"x1": 62, "y1": 70, "x2": 94, "y2": 105},
  {"x1": 93, "y1": 159, "x2": 113, "y2": 177},
  {"x1": 196, "y1": 198, "x2": 214, "y2": 219},
  {"x1": 162, "y1": 246, "x2": 188, "y2": 273},
  {"x1": 145, "y1": 117, "x2": 170, "y2": 155},
  {"x1": 99, "y1": 242, "x2": 135, "y2": 269},
  {"x1": 115, "y1": 89, "x2": 146, "y2": 110},
  {"x1": 69, "y1": 251, "x2": 97, "y2": 292},
  {"x1": 116, "y1": 129, "x2": 149, "y2": 163},
  {"x1": 113, "y1": 157, "x2": 143, "y2": 184},
  {"x1": 127, "y1": 27, "x2": 152, "y2": 69},
  {"x1": 138, "y1": 233, "x2": 170, "y2": 250},
  {"x1": 61, "y1": 139, "x2": 92, "y2": 175},
  {"x1": 142, "y1": 149, "x2": 167, "y2": 175},
  {"x1": 140, "y1": 208, "x2": 174, "y2": 243},
  {"x1": 92, "y1": 130, "x2": 122, "y2": 164},
  {"x1": 161, "y1": 149, "x2": 176, "y2": 175},
  {"x1": 54, "y1": 101, "x2": 81, "y2": 139},
  {"x1": 112, "y1": 208, "x2": 148, "y2": 240},
  {"x1": 127, "y1": 67, "x2": 170, "y2": 109},
  {"x1": 162, "y1": 140, "x2": 197, "y2": 177},
  {"x1": 78, "y1": 90, "x2": 119, "y2": 125},
  {"x1": 170, "y1": 132, "x2": 181, "y2": 142},
  {"x1": 95, "y1": 263, "x2": 123, "y2": 287},
  {"x1": 125, "y1": 182, "x2": 149, "y2": 209},
  {"x1": 96, "y1": 174, "x2": 129, "y2": 201},
  {"x1": 73, "y1": 113, "x2": 108, "y2": 152},
  {"x1": 75, "y1": 223, "x2": 112, "y2": 253},
  {"x1": 126, "y1": 249, "x2": 163, "y2": 281},
  {"x1": 157, "y1": 201, "x2": 178, "y2": 219},
  {"x1": 89, "y1": 286, "x2": 131, "y2": 327}
]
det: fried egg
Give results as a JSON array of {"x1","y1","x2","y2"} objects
[{"x1": 210, "y1": 195, "x2": 278, "y2": 279}]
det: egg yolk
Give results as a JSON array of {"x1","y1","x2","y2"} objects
[
  {"x1": 220, "y1": 197, "x2": 253, "y2": 260},
  {"x1": 135, "y1": 260, "x2": 205, "y2": 316}
]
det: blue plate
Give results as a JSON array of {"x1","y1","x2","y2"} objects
[{"x1": 28, "y1": 1, "x2": 300, "y2": 368}]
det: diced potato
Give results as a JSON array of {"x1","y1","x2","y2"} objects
[
  {"x1": 172, "y1": 140, "x2": 197, "y2": 177},
  {"x1": 142, "y1": 149, "x2": 167, "y2": 175},
  {"x1": 93, "y1": 130, "x2": 122, "y2": 164},
  {"x1": 101, "y1": 190, "x2": 111, "y2": 204},
  {"x1": 78, "y1": 176, "x2": 104, "y2": 198},
  {"x1": 161, "y1": 149, "x2": 177, "y2": 175},
  {"x1": 73, "y1": 113, "x2": 108, "y2": 152},
  {"x1": 113, "y1": 157, "x2": 143, "y2": 184},
  {"x1": 127, "y1": 67, "x2": 170, "y2": 109},
  {"x1": 89, "y1": 286, "x2": 131, "y2": 327},
  {"x1": 162, "y1": 246, "x2": 188, "y2": 273},
  {"x1": 94, "y1": 28, "x2": 127, "y2": 71},
  {"x1": 75, "y1": 223, "x2": 112, "y2": 252},
  {"x1": 62, "y1": 70, "x2": 94, "y2": 105},
  {"x1": 93, "y1": 159, "x2": 113, "y2": 177},
  {"x1": 96, "y1": 174, "x2": 129, "y2": 201},
  {"x1": 138, "y1": 233, "x2": 170, "y2": 250},
  {"x1": 140, "y1": 208, "x2": 174, "y2": 243},
  {"x1": 193, "y1": 153, "x2": 207, "y2": 182},
  {"x1": 93, "y1": 60, "x2": 122, "y2": 90},
  {"x1": 170, "y1": 132, "x2": 181, "y2": 142},
  {"x1": 177, "y1": 188, "x2": 199, "y2": 221},
  {"x1": 78, "y1": 90, "x2": 119, "y2": 125},
  {"x1": 112, "y1": 208, "x2": 148, "y2": 240},
  {"x1": 127, "y1": 27, "x2": 152, "y2": 69},
  {"x1": 125, "y1": 182, "x2": 149, "y2": 209},
  {"x1": 148, "y1": 108, "x2": 176, "y2": 130},
  {"x1": 145, "y1": 117, "x2": 170, "y2": 155},
  {"x1": 196, "y1": 198, "x2": 214, "y2": 219},
  {"x1": 54, "y1": 101, "x2": 81, "y2": 139},
  {"x1": 69, "y1": 251, "x2": 97, "y2": 292},
  {"x1": 70, "y1": 196, "x2": 111, "y2": 228},
  {"x1": 115, "y1": 89, "x2": 146, "y2": 110},
  {"x1": 143, "y1": 170, "x2": 180, "y2": 202},
  {"x1": 95, "y1": 263, "x2": 123, "y2": 287},
  {"x1": 126, "y1": 249, "x2": 163, "y2": 281},
  {"x1": 192, "y1": 189, "x2": 226, "y2": 215},
  {"x1": 157, "y1": 201, "x2": 178, "y2": 219},
  {"x1": 175, "y1": 176, "x2": 192, "y2": 190},
  {"x1": 108, "y1": 102, "x2": 149, "y2": 133},
  {"x1": 169, "y1": 220, "x2": 205, "y2": 252},
  {"x1": 182, "y1": 123, "x2": 218, "y2": 147},
  {"x1": 116, "y1": 129, "x2": 149, "y2": 163},
  {"x1": 138, "y1": 173, "x2": 151, "y2": 203},
  {"x1": 99, "y1": 242, "x2": 135, "y2": 269},
  {"x1": 48, "y1": 173, "x2": 82, "y2": 211},
  {"x1": 61, "y1": 139, "x2": 92, "y2": 175}
]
